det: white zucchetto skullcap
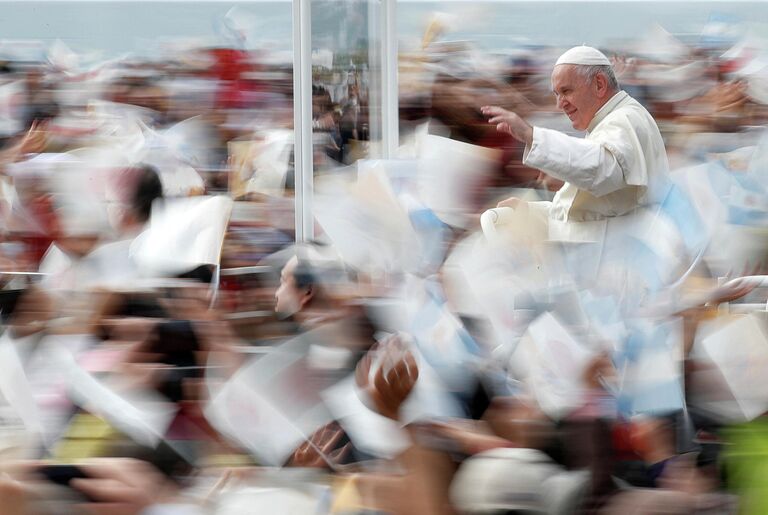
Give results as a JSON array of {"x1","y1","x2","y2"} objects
[{"x1": 555, "y1": 45, "x2": 612, "y2": 67}]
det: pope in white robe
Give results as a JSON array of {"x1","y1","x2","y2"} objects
[{"x1": 482, "y1": 45, "x2": 670, "y2": 244}]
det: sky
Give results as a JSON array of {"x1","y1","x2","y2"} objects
[{"x1": 0, "y1": 1, "x2": 763, "y2": 58}]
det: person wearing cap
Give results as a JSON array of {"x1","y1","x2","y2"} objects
[{"x1": 482, "y1": 45, "x2": 669, "y2": 242}]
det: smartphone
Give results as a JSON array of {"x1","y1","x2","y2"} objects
[
  {"x1": 37, "y1": 464, "x2": 96, "y2": 502},
  {"x1": 37, "y1": 464, "x2": 89, "y2": 486}
]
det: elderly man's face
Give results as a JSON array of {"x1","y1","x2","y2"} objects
[{"x1": 551, "y1": 64, "x2": 604, "y2": 131}]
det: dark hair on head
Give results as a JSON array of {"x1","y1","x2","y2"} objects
[
  {"x1": 131, "y1": 164, "x2": 163, "y2": 223},
  {"x1": 148, "y1": 319, "x2": 201, "y2": 403},
  {"x1": 290, "y1": 239, "x2": 342, "y2": 291},
  {"x1": 25, "y1": 103, "x2": 59, "y2": 127},
  {"x1": 292, "y1": 257, "x2": 317, "y2": 291},
  {"x1": 95, "y1": 294, "x2": 168, "y2": 341}
]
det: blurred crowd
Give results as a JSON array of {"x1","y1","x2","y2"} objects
[{"x1": 3, "y1": 10, "x2": 768, "y2": 515}]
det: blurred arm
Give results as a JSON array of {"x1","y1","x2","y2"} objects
[{"x1": 523, "y1": 127, "x2": 628, "y2": 197}]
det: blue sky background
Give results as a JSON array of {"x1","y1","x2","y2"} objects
[{"x1": 0, "y1": 2, "x2": 763, "y2": 58}]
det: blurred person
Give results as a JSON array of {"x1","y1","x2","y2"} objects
[
  {"x1": 339, "y1": 83, "x2": 360, "y2": 151},
  {"x1": 103, "y1": 164, "x2": 163, "y2": 237},
  {"x1": 0, "y1": 457, "x2": 199, "y2": 515},
  {"x1": 271, "y1": 249, "x2": 380, "y2": 467},
  {"x1": 203, "y1": 246, "x2": 380, "y2": 469},
  {"x1": 22, "y1": 287, "x2": 228, "y2": 514},
  {"x1": 198, "y1": 336, "x2": 421, "y2": 514},
  {"x1": 482, "y1": 45, "x2": 669, "y2": 243},
  {"x1": 0, "y1": 122, "x2": 57, "y2": 267},
  {"x1": 429, "y1": 73, "x2": 545, "y2": 198},
  {"x1": 20, "y1": 67, "x2": 59, "y2": 131},
  {"x1": 347, "y1": 345, "x2": 597, "y2": 514},
  {"x1": 208, "y1": 47, "x2": 250, "y2": 110},
  {"x1": 38, "y1": 164, "x2": 163, "y2": 292},
  {"x1": 108, "y1": 75, "x2": 169, "y2": 126},
  {"x1": 272, "y1": 246, "x2": 374, "y2": 343},
  {"x1": 678, "y1": 78, "x2": 749, "y2": 132},
  {"x1": 311, "y1": 85, "x2": 335, "y2": 132},
  {"x1": 404, "y1": 357, "x2": 619, "y2": 513},
  {"x1": 0, "y1": 286, "x2": 55, "y2": 458},
  {"x1": 0, "y1": 120, "x2": 49, "y2": 175}
]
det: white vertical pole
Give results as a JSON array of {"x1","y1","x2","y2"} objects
[
  {"x1": 292, "y1": 0, "x2": 314, "y2": 242},
  {"x1": 367, "y1": 0, "x2": 382, "y2": 157},
  {"x1": 380, "y1": 0, "x2": 399, "y2": 159}
]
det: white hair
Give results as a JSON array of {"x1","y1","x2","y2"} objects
[{"x1": 575, "y1": 64, "x2": 620, "y2": 92}]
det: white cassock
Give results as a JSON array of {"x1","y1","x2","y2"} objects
[{"x1": 522, "y1": 90, "x2": 670, "y2": 243}]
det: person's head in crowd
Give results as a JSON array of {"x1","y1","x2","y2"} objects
[
  {"x1": 274, "y1": 249, "x2": 343, "y2": 318},
  {"x1": 93, "y1": 290, "x2": 203, "y2": 404},
  {"x1": 106, "y1": 164, "x2": 163, "y2": 234},
  {"x1": 273, "y1": 244, "x2": 359, "y2": 319},
  {"x1": 551, "y1": 46, "x2": 620, "y2": 131},
  {"x1": 312, "y1": 84, "x2": 333, "y2": 119},
  {"x1": 93, "y1": 291, "x2": 168, "y2": 343},
  {"x1": 143, "y1": 319, "x2": 203, "y2": 403},
  {"x1": 274, "y1": 254, "x2": 316, "y2": 318}
]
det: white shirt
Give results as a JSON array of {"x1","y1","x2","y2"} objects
[{"x1": 522, "y1": 90, "x2": 670, "y2": 241}]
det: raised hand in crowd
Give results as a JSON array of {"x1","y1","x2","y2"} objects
[
  {"x1": 286, "y1": 421, "x2": 350, "y2": 469},
  {"x1": 0, "y1": 120, "x2": 49, "y2": 169},
  {"x1": 355, "y1": 340, "x2": 419, "y2": 421}
]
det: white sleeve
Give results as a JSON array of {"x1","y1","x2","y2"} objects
[{"x1": 522, "y1": 127, "x2": 627, "y2": 197}]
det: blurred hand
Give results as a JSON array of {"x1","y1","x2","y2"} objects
[
  {"x1": 313, "y1": 112, "x2": 336, "y2": 131},
  {"x1": 420, "y1": 419, "x2": 513, "y2": 455},
  {"x1": 610, "y1": 55, "x2": 636, "y2": 80},
  {"x1": 287, "y1": 422, "x2": 350, "y2": 469},
  {"x1": 696, "y1": 81, "x2": 748, "y2": 114},
  {"x1": 480, "y1": 106, "x2": 533, "y2": 145},
  {"x1": 709, "y1": 279, "x2": 756, "y2": 306},
  {"x1": 8, "y1": 287, "x2": 52, "y2": 338},
  {"x1": 0, "y1": 474, "x2": 29, "y2": 515},
  {"x1": 0, "y1": 121, "x2": 49, "y2": 167},
  {"x1": 583, "y1": 352, "x2": 616, "y2": 390},
  {"x1": 714, "y1": 81, "x2": 748, "y2": 112},
  {"x1": 71, "y1": 459, "x2": 175, "y2": 515},
  {"x1": 17, "y1": 120, "x2": 49, "y2": 155},
  {"x1": 355, "y1": 341, "x2": 419, "y2": 421}
]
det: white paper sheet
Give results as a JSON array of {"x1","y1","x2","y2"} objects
[
  {"x1": 131, "y1": 195, "x2": 233, "y2": 275},
  {"x1": 697, "y1": 313, "x2": 768, "y2": 421},
  {"x1": 322, "y1": 378, "x2": 411, "y2": 459},
  {"x1": 518, "y1": 312, "x2": 595, "y2": 420}
]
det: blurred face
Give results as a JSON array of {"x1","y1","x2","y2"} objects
[
  {"x1": 274, "y1": 257, "x2": 311, "y2": 317},
  {"x1": 551, "y1": 64, "x2": 608, "y2": 131}
]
